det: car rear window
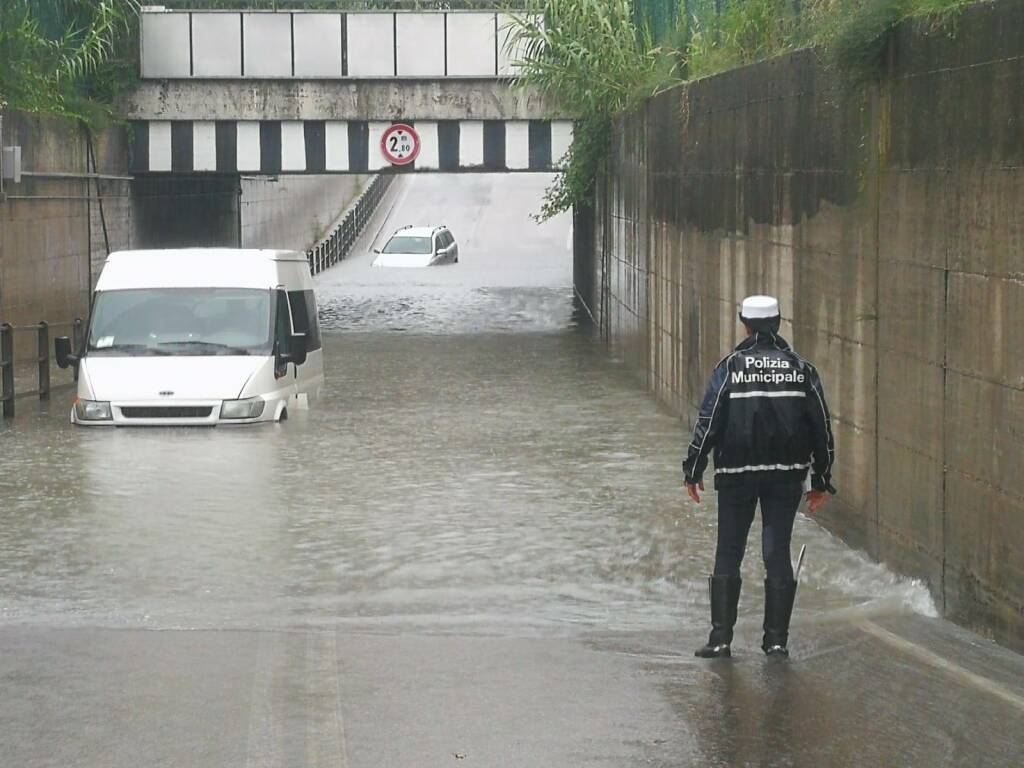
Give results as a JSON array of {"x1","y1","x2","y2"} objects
[{"x1": 382, "y1": 236, "x2": 433, "y2": 254}]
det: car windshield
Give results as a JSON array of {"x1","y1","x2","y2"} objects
[
  {"x1": 86, "y1": 288, "x2": 273, "y2": 356},
  {"x1": 382, "y1": 235, "x2": 433, "y2": 254}
]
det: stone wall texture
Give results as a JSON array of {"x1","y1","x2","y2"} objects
[
  {"x1": 580, "y1": 0, "x2": 1024, "y2": 649},
  {"x1": 1, "y1": 110, "x2": 130, "y2": 365}
]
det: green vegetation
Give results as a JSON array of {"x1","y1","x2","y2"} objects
[
  {"x1": 0, "y1": 1, "x2": 140, "y2": 127},
  {"x1": 507, "y1": 0, "x2": 682, "y2": 220},
  {"x1": 678, "y1": 0, "x2": 973, "y2": 81},
  {"x1": 511, "y1": 0, "x2": 976, "y2": 218}
]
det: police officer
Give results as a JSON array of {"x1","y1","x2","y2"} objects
[{"x1": 683, "y1": 296, "x2": 836, "y2": 658}]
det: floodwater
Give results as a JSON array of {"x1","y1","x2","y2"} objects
[
  {"x1": 0, "y1": 174, "x2": 933, "y2": 633},
  {"x1": 1, "y1": 175, "x2": 1021, "y2": 768}
]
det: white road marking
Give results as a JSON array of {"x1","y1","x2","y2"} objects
[{"x1": 858, "y1": 620, "x2": 1024, "y2": 713}]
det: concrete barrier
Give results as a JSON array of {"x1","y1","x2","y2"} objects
[
  {"x1": 581, "y1": 0, "x2": 1024, "y2": 650},
  {"x1": 0, "y1": 111, "x2": 130, "y2": 355}
]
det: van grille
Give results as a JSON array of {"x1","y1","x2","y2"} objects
[{"x1": 120, "y1": 406, "x2": 213, "y2": 419}]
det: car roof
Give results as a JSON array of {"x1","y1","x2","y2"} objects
[{"x1": 387, "y1": 226, "x2": 447, "y2": 239}]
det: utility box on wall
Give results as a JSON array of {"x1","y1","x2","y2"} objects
[{"x1": 2, "y1": 145, "x2": 22, "y2": 184}]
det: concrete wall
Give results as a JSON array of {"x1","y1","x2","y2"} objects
[
  {"x1": 122, "y1": 80, "x2": 558, "y2": 122},
  {"x1": 0, "y1": 111, "x2": 130, "y2": 360},
  {"x1": 88, "y1": 126, "x2": 134, "y2": 285},
  {"x1": 583, "y1": 1, "x2": 1024, "y2": 650},
  {"x1": 240, "y1": 175, "x2": 369, "y2": 251}
]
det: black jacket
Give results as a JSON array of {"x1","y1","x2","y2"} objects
[{"x1": 682, "y1": 332, "x2": 836, "y2": 491}]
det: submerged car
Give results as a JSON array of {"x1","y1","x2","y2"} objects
[
  {"x1": 55, "y1": 248, "x2": 324, "y2": 426},
  {"x1": 372, "y1": 225, "x2": 458, "y2": 267}
]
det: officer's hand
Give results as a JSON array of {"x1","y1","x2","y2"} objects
[
  {"x1": 687, "y1": 481, "x2": 704, "y2": 504},
  {"x1": 805, "y1": 490, "x2": 829, "y2": 515}
]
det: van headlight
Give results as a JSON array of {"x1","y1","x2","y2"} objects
[
  {"x1": 74, "y1": 399, "x2": 112, "y2": 421},
  {"x1": 219, "y1": 396, "x2": 266, "y2": 420}
]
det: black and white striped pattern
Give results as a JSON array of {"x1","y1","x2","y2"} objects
[{"x1": 130, "y1": 119, "x2": 573, "y2": 175}]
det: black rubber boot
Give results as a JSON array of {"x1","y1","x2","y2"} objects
[
  {"x1": 694, "y1": 575, "x2": 742, "y2": 658},
  {"x1": 761, "y1": 579, "x2": 798, "y2": 657}
]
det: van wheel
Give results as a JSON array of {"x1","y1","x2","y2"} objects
[{"x1": 279, "y1": 408, "x2": 288, "y2": 422}]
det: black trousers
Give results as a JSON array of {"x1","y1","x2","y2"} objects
[{"x1": 713, "y1": 479, "x2": 803, "y2": 581}]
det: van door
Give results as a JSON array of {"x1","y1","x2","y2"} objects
[{"x1": 273, "y1": 290, "x2": 300, "y2": 405}]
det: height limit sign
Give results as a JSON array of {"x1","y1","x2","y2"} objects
[{"x1": 380, "y1": 124, "x2": 420, "y2": 166}]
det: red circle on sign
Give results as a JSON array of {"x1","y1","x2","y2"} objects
[{"x1": 380, "y1": 123, "x2": 420, "y2": 166}]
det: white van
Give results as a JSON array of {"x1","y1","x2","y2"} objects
[{"x1": 55, "y1": 249, "x2": 324, "y2": 426}]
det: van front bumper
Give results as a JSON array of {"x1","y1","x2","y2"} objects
[{"x1": 71, "y1": 399, "x2": 275, "y2": 426}]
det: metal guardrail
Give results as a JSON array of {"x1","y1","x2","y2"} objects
[
  {"x1": 307, "y1": 174, "x2": 394, "y2": 276},
  {"x1": 0, "y1": 319, "x2": 84, "y2": 418}
]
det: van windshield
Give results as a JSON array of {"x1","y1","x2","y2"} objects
[{"x1": 87, "y1": 288, "x2": 273, "y2": 356}]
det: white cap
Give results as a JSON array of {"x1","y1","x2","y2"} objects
[{"x1": 740, "y1": 295, "x2": 780, "y2": 319}]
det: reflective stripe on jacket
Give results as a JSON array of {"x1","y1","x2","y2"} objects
[{"x1": 682, "y1": 332, "x2": 835, "y2": 491}]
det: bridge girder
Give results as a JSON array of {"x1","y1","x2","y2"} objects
[{"x1": 120, "y1": 79, "x2": 565, "y2": 124}]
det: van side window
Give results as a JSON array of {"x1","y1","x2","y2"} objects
[
  {"x1": 275, "y1": 290, "x2": 293, "y2": 356},
  {"x1": 288, "y1": 290, "x2": 321, "y2": 351}
]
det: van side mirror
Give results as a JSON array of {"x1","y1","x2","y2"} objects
[{"x1": 55, "y1": 336, "x2": 78, "y2": 369}]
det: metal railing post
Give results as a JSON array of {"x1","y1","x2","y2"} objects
[
  {"x1": 1, "y1": 323, "x2": 14, "y2": 418},
  {"x1": 37, "y1": 321, "x2": 50, "y2": 400}
]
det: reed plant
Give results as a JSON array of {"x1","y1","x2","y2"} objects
[
  {"x1": 507, "y1": 0, "x2": 682, "y2": 219},
  {"x1": 0, "y1": 1, "x2": 141, "y2": 125}
]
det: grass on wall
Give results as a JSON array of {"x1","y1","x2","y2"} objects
[
  {"x1": 678, "y1": 0, "x2": 976, "y2": 80},
  {"x1": 510, "y1": 0, "x2": 978, "y2": 219}
]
